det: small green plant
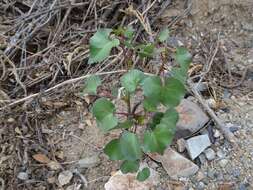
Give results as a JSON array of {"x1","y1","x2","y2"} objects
[{"x1": 84, "y1": 27, "x2": 191, "y2": 181}]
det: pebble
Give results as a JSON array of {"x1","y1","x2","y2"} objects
[
  {"x1": 239, "y1": 183, "x2": 247, "y2": 190},
  {"x1": 213, "y1": 129, "x2": 221, "y2": 138},
  {"x1": 58, "y1": 170, "x2": 73, "y2": 186},
  {"x1": 217, "y1": 149, "x2": 226, "y2": 158},
  {"x1": 177, "y1": 138, "x2": 186, "y2": 152},
  {"x1": 17, "y1": 172, "x2": 29, "y2": 180},
  {"x1": 77, "y1": 154, "x2": 100, "y2": 169},
  {"x1": 196, "y1": 171, "x2": 205, "y2": 181},
  {"x1": 196, "y1": 182, "x2": 205, "y2": 190},
  {"x1": 219, "y1": 159, "x2": 229, "y2": 168},
  {"x1": 198, "y1": 154, "x2": 207, "y2": 164},
  {"x1": 204, "y1": 148, "x2": 216, "y2": 161}
]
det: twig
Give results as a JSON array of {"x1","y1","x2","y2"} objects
[
  {"x1": 0, "y1": 70, "x2": 126, "y2": 111},
  {"x1": 187, "y1": 80, "x2": 238, "y2": 147}
]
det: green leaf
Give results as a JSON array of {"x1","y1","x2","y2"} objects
[
  {"x1": 171, "y1": 67, "x2": 188, "y2": 83},
  {"x1": 88, "y1": 29, "x2": 120, "y2": 64},
  {"x1": 142, "y1": 76, "x2": 162, "y2": 99},
  {"x1": 124, "y1": 26, "x2": 134, "y2": 40},
  {"x1": 121, "y1": 69, "x2": 145, "y2": 93},
  {"x1": 143, "y1": 98, "x2": 159, "y2": 112},
  {"x1": 143, "y1": 109, "x2": 178, "y2": 154},
  {"x1": 161, "y1": 77, "x2": 186, "y2": 107},
  {"x1": 137, "y1": 167, "x2": 150, "y2": 181},
  {"x1": 148, "y1": 112, "x2": 164, "y2": 130},
  {"x1": 143, "y1": 125, "x2": 171, "y2": 154},
  {"x1": 158, "y1": 28, "x2": 169, "y2": 42},
  {"x1": 120, "y1": 160, "x2": 139, "y2": 174},
  {"x1": 120, "y1": 132, "x2": 142, "y2": 161},
  {"x1": 83, "y1": 75, "x2": 101, "y2": 94},
  {"x1": 92, "y1": 98, "x2": 118, "y2": 131},
  {"x1": 104, "y1": 139, "x2": 124, "y2": 160},
  {"x1": 114, "y1": 120, "x2": 133, "y2": 129},
  {"x1": 175, "y1": 47, "x2": 191, "y2": 70},
  {"x1": 137, "y1": 43, "x2": 155, "y2": 58},
  {"x1": 142, "y1": 76, "x2": 186, "y2": 108}
]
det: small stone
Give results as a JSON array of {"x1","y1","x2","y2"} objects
[
  {"x1": 176, "y1": 99, "x2": 209, "y2": 133},
  {"x1": 219, "y1": 159, "x2": 229, "y2": 168},
  {"x1": 17, "y1": 172, "x2": 28, "y2": 180},
  {"x1": 207, "y1": 169, "x2": 216, "y2": 179},
  {"x1": 196, "y1": 182, "x2": 205, "y2": 190},
  {"x1": 47, "y1": 161, "x2": 62, "y2": 170},
  {"x1": 204, "y1": 148, "x2": 216, "y2": 161},
  {"x1": 58, "y1": 170, "x2": 73, "y2": 186},
  {"x1": 77, "y1": 154, "x2": 100, "y2": 169},
  {"x1": 239, "y1": 183, "x2": 247, "y2": 190},
  {"x1": 229, "y1": 126, "x2": 240, "y2": 133},
  {"x1": 198, "y1": 154, "x2": 207, "y2": 164},
  {"x1": 213, "y1": 129, "x2": 221, "y2": 138},
  {"x1": 196, "y1": 171, "x2": 205, "y2": 181},
  {"x1": 217, "y1": 150, "x2": 226, "y2": 158},
  {"x1": 177, "y1": 138, "x2": 186, "y2": 152},
  {"x1": 185, "y1": 134, "x2": 211, "y2": 160},
  {"x1": 151, "y1": 148, "x2": 199, "y2": 178}
]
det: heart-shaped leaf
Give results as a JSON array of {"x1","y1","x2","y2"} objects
[
  {"x1": 120, "y1": 132, "x2": 142, "y2": 161},
  {"x1": 121, "y1": 69, "x2": 145, "y2": 93},
  {"x1": 104, "y1": 139, "x2": 124, "y2": 160},
  {"x1": 158, "y1": 28, "x2": 169, "y2": 42},
  {"x1": 161, "y1": 77, "x2": 186, "y2": 107},
  {"x1": 143, "y1": 109, "x2": 178, "y2": 154},
  {"x1": 120, "y1": 160, "x2": 139, "y2": 174},
  {"x1": 92, "y1": 98, "x2": 118, "y2": 131},
  {"x1": 83, "y1": 75, "x2": 101, "y2": 94},
  {"x1": 137, "y1": 167, "x2": 150, "y2": 181},
  {"x1": 175, "y1": 47, "x2": 191, "y2": 70},
  {"x1": 88, "y1": 29, "x2": 120, "y2": 64},
  {"x1": 142, "y1": 76, "x2": 185, "y2": 108}
]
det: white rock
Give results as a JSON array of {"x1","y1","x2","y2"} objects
[
  {"x1": 176, "y1": 99, "x2": 209, "y2": 133},
  {"x1": 17, "y1": 172, "x2": 28, "y2": 180},
  {"x1": 149, "y1": 148, "x2": 199, "y2": 178},
  {"x1": 213, "y1": 129, "x2": 221, "y2": 138},
  {"x1": 77, "y1": 154, "x2": 100, "y2": 169},
  {"x1": 185, "y1": 134, "x2": 211, "y2": 160},
  {"x1": 204, "y1": 148, "x2": 216, "y2": 161},
  {"x1": 104, "y1": 164, "x2": 159, "y2": 190},
  {"x1": 58, "y1": 170, "x2": 73, "y2": 186}
]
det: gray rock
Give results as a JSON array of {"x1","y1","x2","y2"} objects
[
  {"x1": 239, "y1": 183, "x2": 247, "y2": 190},
  {"x1": 77, "y1": 154, "x2": 100, "y2": 169},
  {"x1": 17, "y1": 172, "x2": 28, "y2": 180},
  {"x1": 177, "y1": 138, "x2": 186, "y2": 152},
  {"x1": 196, "y1": 182, "x2": 205, "y2": 190},
  {"x1": 151, "y1": 148, "x2": 199, "y2": 178},
  {"x1": 204, "y1": 148, "x2": 216, "y2": 161},
  {"x1": 176, "y1": 99, "x2": 209, "y2": 133},
  {"x1": 185, "y1": 134, "x2": 211, "y2": 160}
]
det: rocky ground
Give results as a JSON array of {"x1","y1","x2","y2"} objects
[{"x1": 1, "y1": 0, "x2": 253, "y2": 190}]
